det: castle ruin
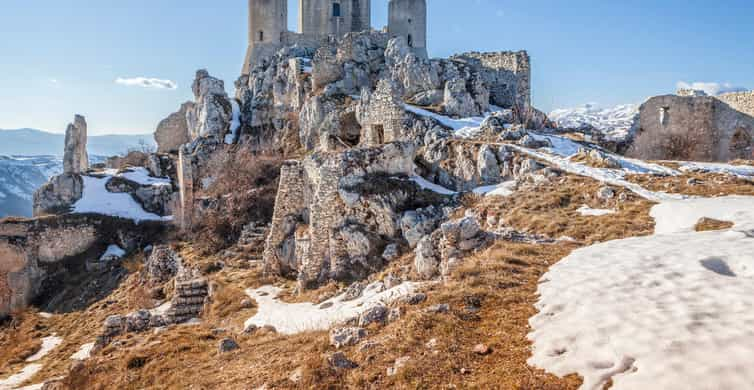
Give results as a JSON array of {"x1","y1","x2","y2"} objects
[{"x1": 243, "y1": 0, "x2": 428, "y2": 73}]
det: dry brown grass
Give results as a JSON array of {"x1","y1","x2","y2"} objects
[
  {"x1": 626, "y1": 172, "x2": 754, "y2": 197},
  {"x1": 695, "y1": 218, "x2": 734, "y2": 232},
  {"x1": 0, "y1": 312, "x2": 45, "y2": 375},
  {"x1": 477, "y1": 176, "x2": 656, "y2": 244}
]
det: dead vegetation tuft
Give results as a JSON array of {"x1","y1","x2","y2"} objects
[{"x1": 695, "y1": 218, "x2": 735, "y2": 232}]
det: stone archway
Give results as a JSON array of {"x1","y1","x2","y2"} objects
[{"x1": 729, "y1": 128, "x2": 753, "y2": 160}]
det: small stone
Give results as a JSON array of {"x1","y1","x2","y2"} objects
[
  {"x1": 425, "y1": 338, "x2": 438, "y2": 349},
  {"x1": 473, "y1": 344, "x2": 492, "y2": 355},
  {"x1": 358, "y1": 305, "x2": 389, "y2": 327},
  {"x1": 383, "y1": 274, "x2": 403, "y2": 289},
  {"x1": 240, "y1": 298, "x2": 254, "y2": 309},
  {"x1": 382, "y1": 244, "x2": 400, "y2": 261},
  {"x1": 426, "y1": 304, "x2": 450, "y2": 313},
  {"x1": 288, "y1": 367, "x2": 303, "y2": 383},
  {"x1": 218, "y1": 338, "x2": 239, "y2": 353},
  {"x1": 388, "y1": 308, "x2": 402, "y2": 323},
  {"x1": 387, "y1": 356, "x2": 411, "y2": 376},
  {"x1": 597, "y1": 186, "x2": 616, "y2": 200},
  {"x1": 329, "y1": 327, "x2": 367, "y2": 348},
  {"x1": 328, "y1": 352, "x2": 358, "y2": 370},
  {"x1": 243, "y1": 324, "x2": 258, "y2": 334},
  {"x1": 342, "y1": 282, "x2": 365, "y2": 301},
  {"x1": 403, "y1": 293, "x2": 427, "y2": 305}
]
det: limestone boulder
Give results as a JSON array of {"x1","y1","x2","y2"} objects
[
  {"x1": 400, "y1": 206, "x2": 444, "y2": 248},
  {"x1": 155, "y1": 102, "x2": 194, "y2": 153},
  {"x1": 63, "y1": 115, "x2": 88, "y2": 175},
  {"x1": 145, "y1": 245, "x2": 181, "y2": 284},
  {"x1": 186, "y1": 70, "x2": 233, "y2": 140},
  {"x1": 385, "y1": 37, "x2": 441, "y2": 103},
  {"x1": 33, "y1": 174, "x2": 83, "y2": 216}
]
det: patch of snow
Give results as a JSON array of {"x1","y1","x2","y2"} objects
[
  {"x1": 651, "y1": 195, "x2": 754, "y2": 235},
  {"x1": 404, "y1": 104, "x2": 486, "y2": 136},
  {"x1": 679, "y1": 161, "x2": 754, "y2": 178},
  {"x1": 408, "y1": 176, "x2": 457, "y2": 195},
  {"x1": 73, "y1": 175, "x2": 171, "y2": 222},
  {"x1": 245, "y1": 281, "x2": 419, "y2": 335},
  {"x1": 225, "y1": 100, "x2": 241, "y2": 144},
  {"x1": 26, "y1": 335, "x2": 63, "y2": 362},
  {"x1": 472, "y1": 181, "x2": 516, "y2": 197},
  {"x1": 0, "y1": 364, "x2": 43, "y2": 389},
  {"x1": 116, "y1": 167, "x2": 171, "y2": 186},
  {"x1": 576, "y1": 205, "x2": 615, "y2": 217},
  {"x1": 37, "y1": 313, "x2": 53, "y2": 319},
  {"x1": 549, "y1": 103, "x2": 639, "y2": 141},
  {"x1": 529, "y1": 196, "x2": 754, "y2": 390},
  {"x1": 99, "y1": 245, "x2": 126, "y2": 262},
  {"x1": 70, "y1": 342, "x2": 95, "y2": 361},
  {"x1": 508, "y1": 144, "x2": 683, "y2": 202}
]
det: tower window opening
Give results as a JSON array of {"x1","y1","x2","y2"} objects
[
  {"x1": 407, "y1": 34, "x2": 414, "y2": 47},
  {"x1": 258, "y1": 30, "x2": 264, "y2": 42},
  {"x1": 333, "y1": 3, "x2": 341, "y2": 17},
  {"x1": 408, "y1": 18, "x2": 412, "y2": 24}
]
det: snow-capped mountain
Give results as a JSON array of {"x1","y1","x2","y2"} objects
[
  {"x1": 0, "y1": 155, "x2": 62, "y2": 218},
  {"x1": 0, "y1": 128, "x2": 155, "y2": 156},
  {"x1": 549, "y1": 103, "x2": 639, "y2": 141}
]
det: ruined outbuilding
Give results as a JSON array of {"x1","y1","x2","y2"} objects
[{"x1": 631, "y1": 91, "x2": 754, "y2": 161}]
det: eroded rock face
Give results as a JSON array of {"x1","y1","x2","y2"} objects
[
  {"x1": 145, "y1": 246, "x2": 181, "y2": 284},
  {"x1": 155, "y1": 102, "x2": 195, "y2": 153},
  {"x1": 187, "y1": 70, "x2": 233, "y2": 140},
  {"x1": 63, "y1": 115, "x2": 88, "y2": 175},
  {"x1": 33, "y1": 174, "x2": 83, "y2": 216},
  {"x1": 263, "y1": 142, "x2": 454, "y2": 289},
  {"x1": 414, "y1": 215, "x2": 490, "y2": 280}
]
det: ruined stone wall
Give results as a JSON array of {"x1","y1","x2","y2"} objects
[
  {"x1": 717, "y1": 91, "x2": 754, "y2": 117},
  {"x1": 0, "y1": 214, "x2": 166, "y2": 317},
  {"x1": 358, "y1": 80, "x2": 408, "y2": 146},
  {"x1": 632, "y1": 95, "x2": 754, "y2": 161},
  {"x1": 244, "y1": 0, "x2": 289, "y2": 73},
  {"x1": 388, "y1": 0, "x2": 428, "y2": 59},
  {"x1": 177, "y1": 149, "x2": 194, "y2": 230},
  {"x1": 262, "y1": 161, "x2": 307, "y2": 276},
  {"x1": 451, "y1": 51, "x2": 531, "y2": 110},
  {"x1": 299, "y1": 0, "x2": 371, "y2": 39}
]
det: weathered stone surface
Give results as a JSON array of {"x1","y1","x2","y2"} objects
[
  {"x1": 400, "y1": 206, "x2": 444, "y2": 248},
  {"x1": 63, "y1": 115, "x2": 88, "y2": 175},
  {"x1": 33, "y1": 174, "x2": 83, "y2": 216},
  {"x1": 187, "y1": 70, "x2": 233, "y2": 140},
  {"x1": 358, "y1": 305, "x2": 389, "y2": 327},
  {"x1": 329, "y1": 327, "x2": 367, "y2": 348},
  {"x1": 155, "y1": 102, "x2": 195, "y2": 153},
  {"x1": 145, "y1": 245, "x2": 181, "y2": 283},
  {"x1": 218, "y1": 338, "x2": 240, "y2": 353},
  {"x1": 631, "y1": 94, "x2": 754, "y2": 161},
  {"x1": 328, "y1": 352, "x2": 358, "y2": 370},
  {"x1": 414, "y1": 234, "x2": 440, "y2": 280}
]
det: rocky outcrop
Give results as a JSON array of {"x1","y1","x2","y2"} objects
[
  {"x1": 263, "y1": 141, "x2": 455, "y2": 289},
  {"x1": 33, "y1": 115, "x2": 90, "y2": 216},
  {"x1": 33, "y1": 174, "x2": 83, "y2": 216},
  {"x1": 154, "y1": 102, "x2": 195, "y2": 153},
  {"x1": 187, "y1": 70, "x2": 233, "y2": 141},
  {"x1": 414, "y1": 215, "x2": 490, "y2": 280},
  {"x1": 63, "y1": 115, "x2": 88, "y2": 175}
]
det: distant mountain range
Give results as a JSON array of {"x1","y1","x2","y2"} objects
[
  {"x1": 0, "y1": 128, "x2": 154, "y2": 218},
  {"x1": 0, "y1": 128, "x2": 155, "y2": 156}
]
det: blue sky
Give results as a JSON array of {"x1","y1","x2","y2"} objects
[{"x1": 0, "y1": 0, "x2": 752, "y2": 135}]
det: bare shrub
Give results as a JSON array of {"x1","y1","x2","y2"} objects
[{"x1": 192, "y1": 146, "x2": 282, "y2": 252}]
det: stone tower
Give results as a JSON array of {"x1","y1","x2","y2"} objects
[
  {"x1": 243, "y1": 0, "x2": 288, "y2": 74},
  {"x1": 298, "y1": 0, "x2": 371, "y2": 38},
  {"x1": 388, "y1": 0, "x2": 428, "y2": 59}
]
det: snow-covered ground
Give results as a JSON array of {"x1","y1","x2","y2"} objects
[
  {"x1": 0, "y1": 335, "x2": 62, "y2": 389},
  {"x1": 107, "y1": 167, "x2": 171, "y2": 186},
  {"x1": 472, "y1": 181, "x2": 516, "y2": 197},
  {"x1": 678, "y1": 161, "x2": 754, "y2": 179},
  {"x1": 70, "y1": 343, "x2": 95, "y2": 361},
  {"x1": 245, "y1": 281, "x2": 419, "y2": 335},
  {"x1": 529, "y1": 195, "x2": 754, "y2": 390},
  {"x1": 99, "y1": 245, "x2": 126, "y2": 262},
  {"x1": 73, "y1": 174, "x2": 171, "y2": 222},
  {"x1": 576, "y1": 205, "x2": 615, "y2": 216},
  {"x1": 404, "y1": 104, "x2": 488, "y2": 137},
  {"x1": 408, "y1": 175, "x2": 457, "y2": 196},
  {"x1": 549, "y1": 103, "x2": 639, "y2": 141}
]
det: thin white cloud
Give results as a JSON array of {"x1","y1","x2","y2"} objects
[
  {"x1": 676, "y1": 81, "x2": 748, "y2": 96},
  {"x1": 115, "y1": 77, "x2": 177, "y2": 90}
]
